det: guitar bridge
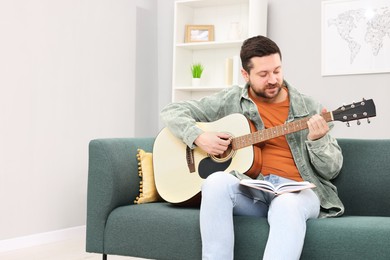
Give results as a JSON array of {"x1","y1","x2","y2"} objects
[{"x1": 186, "y1": 146, "x2": 196, "y2": 173}]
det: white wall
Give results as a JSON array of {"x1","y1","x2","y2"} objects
[
  {"x1": 0, "y1": 0, "x2": 138, "y2": 240},
  {"x1": 157, "y1": 0, "x2": 175, "y2": 130},
  {"x1": 134, "y1": 0, "x2": 159, "y2": 137}
]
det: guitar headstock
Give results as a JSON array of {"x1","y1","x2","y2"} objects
[{"x1": 332, "y1": 99, "x2": 376, "y2": 126}]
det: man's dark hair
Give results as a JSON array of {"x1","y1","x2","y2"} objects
[{"x1": 240, "y1": 35, "x2": 282, "y2": 73}]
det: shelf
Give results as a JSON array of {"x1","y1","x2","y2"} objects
[
  {"x1": 174, "y1": 86, "x2": 229, "y2": 91},
  {"x1": 176, "y1": 40, "x2": 243, "y2": 50},
  {"x1": 172, "y1": 0, "x2": 267, "y2": 102},
  {"x1": 177, "y1": 0, "x2": 249, "y2": 8}
]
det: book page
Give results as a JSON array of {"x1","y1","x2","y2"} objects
[{"x1": 240, "y1": 179, "x2": 315, "y2": 195}]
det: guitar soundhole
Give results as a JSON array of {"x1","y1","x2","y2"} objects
[
  {"x1": 198, "y1": 157, "x2": 232, "y2": 179},
  {"x1": 210, "y1": 145, "x2": 236, "y2": 163}
]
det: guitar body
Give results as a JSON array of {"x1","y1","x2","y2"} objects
[{"x1": 153, "y1": 114, "x2": 257, "y2": 205}]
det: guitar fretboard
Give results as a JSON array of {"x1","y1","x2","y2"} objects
[{"x1": 231, "y1": 112, "x2": 333, "y2": 150}]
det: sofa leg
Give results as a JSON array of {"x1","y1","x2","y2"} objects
[{"x1": 103, "y1": 254, "x2": 107, "y2": 260}]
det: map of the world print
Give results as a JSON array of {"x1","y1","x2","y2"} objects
[{"x1": 322, "y1": 0, "x2": 390, "y2": 75}]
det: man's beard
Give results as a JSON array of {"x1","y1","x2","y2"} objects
[{"x1": 249, "y1": 81, "x2": 283, "y2": 100}]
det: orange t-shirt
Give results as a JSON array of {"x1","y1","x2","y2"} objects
[{"x1": 249, "y1": 91, "x2": 303, "y2": 182}]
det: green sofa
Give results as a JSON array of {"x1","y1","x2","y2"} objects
[{"x1": 86, "y1": 138, "x2": 390, "y2": 259}]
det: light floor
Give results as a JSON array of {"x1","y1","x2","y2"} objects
[{"x1": 0, "y1": 233, "x2": 150, "y2": 260}]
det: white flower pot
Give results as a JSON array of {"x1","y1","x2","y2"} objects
[{"x1": 192, "y1": 78, "x2": 201, "y2": 87}]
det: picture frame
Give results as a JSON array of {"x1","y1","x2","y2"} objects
[{"x1": 185, "y1": 25, "x2": 215, "y2": 43}]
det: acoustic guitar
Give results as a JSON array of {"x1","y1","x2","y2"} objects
[{"x1": 153, "y1": 99, "x2": 376, "y2": 205}]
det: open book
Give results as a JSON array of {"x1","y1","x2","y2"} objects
[{"x1": 240, "y1": 179, "x2": 316, "y2": 195}]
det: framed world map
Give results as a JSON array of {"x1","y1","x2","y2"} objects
[{"x1": 322, "y1": 0, "x2": 390, "y2": 75}]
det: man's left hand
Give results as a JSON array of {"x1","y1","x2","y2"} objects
[{"x1": 307, "y1": 108, "x2": 329, "y2": 141}]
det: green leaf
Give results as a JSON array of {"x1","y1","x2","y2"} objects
[{"x1": 190, "y1": 63, "x2": 204, "y2": 78}]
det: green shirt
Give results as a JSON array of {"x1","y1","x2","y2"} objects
[{"x1": 161, "y1": 81, "x2": 344, "y2": 217}]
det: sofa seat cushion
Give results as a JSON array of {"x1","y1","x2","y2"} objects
[
  {"x1": 104, "y1": 203, "x2": 203, "y2": 260},
  {"x1": 303, "y1": 216, "x2": 390, "y2": 259},
  {"x1": 104, "y1": 203, "x2": 390, "y2": 260},
  {"x1": 104, "y1": 203, "x2": 270, "y2": 260}
]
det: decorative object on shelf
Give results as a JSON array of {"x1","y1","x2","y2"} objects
[
  {"x1": 225, "y1": 55, "x2": 244, "y2": 86},
  {"x1": 192, "y1": 78, "x2": 201, "y2": 87},
  {"x1": 225, "y1": 58, "x2": 233, "y2": 85},
  {"x1": 185, "y1": 25, "x2": 215, "y2": 43},
  {"x1": 191, "y1": 63, "x2": 204, "y2": 86},
  {"x1": 232, "y1": 55, "x2": 244, "y2": 86},
  {"x1": 228, "y1": 22, "x2": 241, "y2": 40}
]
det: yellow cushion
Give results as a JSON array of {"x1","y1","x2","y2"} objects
[{"x1": 134, "y1": 149, "x2": 162, "y2": 204}]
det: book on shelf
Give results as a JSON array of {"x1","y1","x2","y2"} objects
[{"x1": 240, "y1": 179, "x2": 316, "y2": 195}]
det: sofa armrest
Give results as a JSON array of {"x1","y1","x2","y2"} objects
[{"x1": 86, "y1": 137, "x2": 155, "y2": 253}]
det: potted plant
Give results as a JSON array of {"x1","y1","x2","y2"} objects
[{"x1": 191, "y1": 63, "x2": 204, "y2": 86}]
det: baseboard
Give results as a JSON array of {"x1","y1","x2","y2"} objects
[{"x1": 0, "y1": 225, "x2": 86, "y2": 253}]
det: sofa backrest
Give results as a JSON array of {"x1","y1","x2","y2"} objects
[
  {"x1": 149, "y1": 137, "x2": 389, "y2": 216},
  {"x1": 333, "y1": 139, "x2": 390, "y2": 217}
]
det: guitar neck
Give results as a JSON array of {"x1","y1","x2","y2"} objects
[{"x1": 232, "y1": 112, "x2": 333, "y2": 150}]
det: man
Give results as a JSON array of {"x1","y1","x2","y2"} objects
[{"x1": 161, "y1": 35, "x2": 344, "y2": 260}]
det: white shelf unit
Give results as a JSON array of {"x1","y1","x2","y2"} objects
[{"x1": 172, "y1": 0, "x2": 268, "y2": 102}]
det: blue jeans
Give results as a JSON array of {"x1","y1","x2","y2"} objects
[{"x1": 200, "y1": 172, "x2": 320, "y2": 260}]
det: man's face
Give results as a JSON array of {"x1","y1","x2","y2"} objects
[{"x1": 241, "y1": 53, "x2": 284, "y2": 102}]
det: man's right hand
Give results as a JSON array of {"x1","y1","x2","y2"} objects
[{"x1": 194, "y1": 132, "x2": 231, "y2": 156}]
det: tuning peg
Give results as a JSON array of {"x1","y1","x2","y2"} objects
[
  {"x1": 367, "y1": 118, "x2": 371, "y2": 124},
  {"x1": 357, "y1": 120, "x2": 361, "y2": 125},
  {"x1": 346, "y1": 122, "x2": 350, "y2": 127}
]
